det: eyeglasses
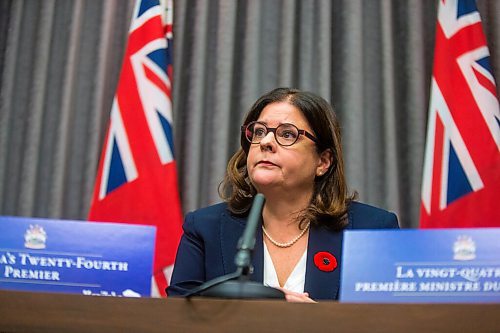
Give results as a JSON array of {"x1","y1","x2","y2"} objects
[{"x1": 241, "y1": 121, "x2": 318, "y2": 147}]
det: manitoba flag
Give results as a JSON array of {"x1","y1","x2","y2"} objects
[
  {"x1": 88, "y1": 0, "x2": 183, "y2": 296},
  {"x1": 420, "y1": 0, "x2": 500, "y2": 228}
]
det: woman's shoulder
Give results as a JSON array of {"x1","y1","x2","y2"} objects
[
  {"x1": 187, "y1": 202, "x2": 230, "y2": 217},
  {"x1": 347, "y1": 201, "x2": 399, "y2": 229},
  {"x1": 183, "y1": 202, "x2": 245, "y2": 236},
  {"x1": 184, "y1": 202, "x2": 234, "y2": 226}
]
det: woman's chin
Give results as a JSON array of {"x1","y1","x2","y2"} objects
[{"x1": 251, "y1": 176, "x2": 281, "y2": 189}]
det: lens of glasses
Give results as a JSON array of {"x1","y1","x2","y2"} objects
[
  {"x1": 247, "y1": 122, "x2": 267, "y2": 142},
  {"x1": 244, "y1": 122, "x2": 300, "y2": 146},
  {"x1": 276, "y1": 124, "x2": 299, "y2": 145}
]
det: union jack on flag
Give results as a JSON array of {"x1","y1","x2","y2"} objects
[
  {"x1": 89, "y1": 0, "x2": 183, "y2": 296},
  {"x1": 420, "y1": 0, "x2": 500, "y2": 228}
]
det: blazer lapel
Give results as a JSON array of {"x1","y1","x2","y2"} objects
[
  {"x1": 220, "y1": 211, "x2": 245, "y2": 275},
  {"x1": 219, "y1": 210, "x2": 264, "y2": 283},
  {"x1": 305, "y1": 224, "x2": 344, "y2": 300},
  {"x1": 251, "y1": 222, "x2": 264, "y2": 283}
]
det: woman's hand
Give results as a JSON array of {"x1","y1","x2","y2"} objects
[{"x1": 278, "y1": 288, "x2": 316, "y2": 303}]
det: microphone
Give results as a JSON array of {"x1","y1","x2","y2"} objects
[
  {"x1": 186, "y1": 194, "x2": 284, "y2": 299},
  {"x1": 234, "y1": 193, "x2": 265, "y2": 275}
]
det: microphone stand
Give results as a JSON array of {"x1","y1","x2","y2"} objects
[{"x1": 186, "y1": 194, "x2": 285, "y2": 299}]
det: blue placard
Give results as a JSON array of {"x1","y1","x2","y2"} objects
[
  {"x1": 340, "y1": 229, "x2": 500, "y2": 303},
  {"x1": 0, "y1": 216, "x2": 155, "y2": 297}
]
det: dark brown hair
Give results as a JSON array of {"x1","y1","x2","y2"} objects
[{"x1": 219, "y1": 87, "x2": 355, "y2": 230}]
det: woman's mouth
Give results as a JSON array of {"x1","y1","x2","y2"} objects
[{"x1": 257, "y1": 160, "x2": 278, "y2": 167}]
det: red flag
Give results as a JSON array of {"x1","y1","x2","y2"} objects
[
  {"x1": 420, "y1": 0, "x2": 500, "y2": 228},
  {"x1": 88, "y1": 0, "x2": 182, "y2": 296}
]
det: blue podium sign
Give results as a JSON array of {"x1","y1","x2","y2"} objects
[
  {"x1": 0, "y1": 216, "x2": 155, "y2": 297},
  {"x1": 340, "y1": 229, "x2": 500, "y2": 303}
]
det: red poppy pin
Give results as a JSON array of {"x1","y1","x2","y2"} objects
[{"x1": 314, "y1": 251, "x2": 337, "y2": 272}]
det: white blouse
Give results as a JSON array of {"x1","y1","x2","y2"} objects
[{"x1": 263, "y1": 242, "x2": 307, "y2": 293}]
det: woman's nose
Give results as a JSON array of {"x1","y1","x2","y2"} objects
[{"x1": 259, "y1": 132, "x2": 277, "y2": 151}]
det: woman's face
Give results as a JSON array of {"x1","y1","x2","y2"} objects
[{"x1": 246, "y1": 101, "x2": 330, "y2": 197}]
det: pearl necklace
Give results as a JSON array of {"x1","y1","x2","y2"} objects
[{"x1": 262, "y1": 222, "x2": 310, "y2": 248}]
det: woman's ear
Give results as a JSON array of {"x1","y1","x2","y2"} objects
[{"x1": 316, "y1": 149, "x2": 333, "y2": 176}]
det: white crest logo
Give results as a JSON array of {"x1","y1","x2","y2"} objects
[
  {"x1": 453, "y1": 235, "x2": 475, "y2": 261},
  {"x1": 24, "y1": 224, "x2": 47, "y2": 249}
]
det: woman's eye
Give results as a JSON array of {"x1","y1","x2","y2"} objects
[
  {"x1": 281, "y1": 130, "x2": 297, "y2": 139},
  {"x1": 254, "y1": 128, "x2": 266, "y2": 137}
]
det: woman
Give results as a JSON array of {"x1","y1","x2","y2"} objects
[{"x1": 167, "y1": 88, "x2": 399, "y2": 302}]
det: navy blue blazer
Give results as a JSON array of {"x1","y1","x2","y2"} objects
[{"x1": 167, "y1": 201, "x2": 399, "y2": 300}]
